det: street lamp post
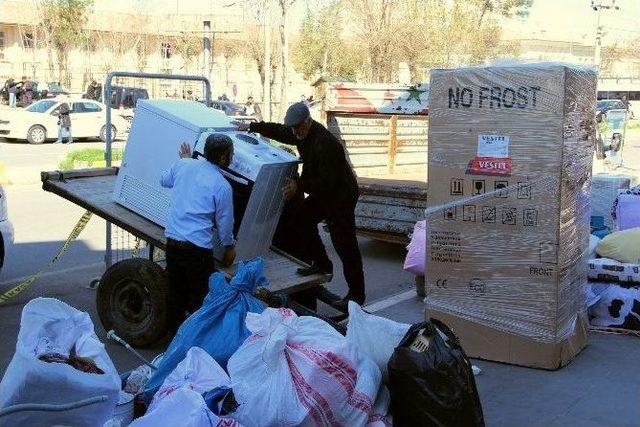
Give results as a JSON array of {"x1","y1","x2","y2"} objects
[{"x1": 591, "y1": 0, "x2": 620, "y2": 67}]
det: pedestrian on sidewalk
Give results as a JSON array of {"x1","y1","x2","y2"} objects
[
  {"x1": 7, "y1": 78, "x2": 17, "y2": 108},
  {"x1": 55, "y1": 103, "x2": 73, "y2": 144}
]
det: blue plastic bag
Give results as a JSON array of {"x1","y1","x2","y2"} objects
[{"x1": 144, "y1": 258, "x2": 267, "y2": 399}]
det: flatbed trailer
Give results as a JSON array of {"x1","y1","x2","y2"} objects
[{"x1": 41, "y1": 167, "x2": 345, "y2": 347}]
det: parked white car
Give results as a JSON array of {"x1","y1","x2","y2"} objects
[
  {"x1": 0, "y1": 183, "x2": 14, "y2": 275},
  {"x1": 0, "y1": 97, "x2": 129, "y2": 144}
]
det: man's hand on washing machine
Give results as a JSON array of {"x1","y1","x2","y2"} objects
[
  {"x1": 232, "y1": 121, "x2": 250, "y2": 132},
  {"x1": 178, "y1": 142, "x2": 192, "y2": 158}
]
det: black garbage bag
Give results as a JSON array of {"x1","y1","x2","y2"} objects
[{"x1": 387, "y1": 318, "x2": 485, "y2": 427}]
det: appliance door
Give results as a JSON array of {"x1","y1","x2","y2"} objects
[{"x1": 233, "y1": 162, "x2": 297, "y2": 261}]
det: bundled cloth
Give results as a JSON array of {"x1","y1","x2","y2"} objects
[
  {"x1": 144, "y1": 258, "x2": 267, "y2": 399},
  {"x1": 596, "y1": 228, "x2": 640, "y2": 264},
  {"x1": 132, "y1": 347, "x2": 240, "y2": 427},
  {"x1": 589, "y1": 284, "x2": 640, "y2": 331},
  {"x1": 228, "y1": 307, "x2": 382, "y2": 427},
  {"x1": 611, "y1": 184, "x2": 640, "y2": 226},
  {"x1": 0, "y1": 298, "x2": 120, "y2": 427}
]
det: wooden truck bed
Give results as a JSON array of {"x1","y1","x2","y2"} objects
[{"x1": 356, "y1": 175, "x2": 427, "y2": 244}]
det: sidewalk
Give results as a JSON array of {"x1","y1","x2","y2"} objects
[{"x1": 377, "y1": 295, "x2": 639, "y2": 427}]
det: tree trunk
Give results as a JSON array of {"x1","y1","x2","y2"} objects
[
  {"x1": 263, "y1": 23, "x2": 271, "y2": 121},
  {"x1": 279, "y1": 0, "x2": 288, "y2": 119}
]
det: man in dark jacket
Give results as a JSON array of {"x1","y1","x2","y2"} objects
[
  {"x1": 55, "y1": 102, "x2": 73, "y2": 144},
  {"x1": 235, "y1": 102, "x2": 365, "y2": 307}
]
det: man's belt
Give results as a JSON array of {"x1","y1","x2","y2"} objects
[{"x1": 166, "y1": 238, "x2": 208, "y2": 251}]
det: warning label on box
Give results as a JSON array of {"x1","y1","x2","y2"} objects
[
  {"x1": 430, "y1": 231, "x2": 462, "y2": 264},
  {"x1": 477, "y1": 134, "x2": 509, "y2": 158}
]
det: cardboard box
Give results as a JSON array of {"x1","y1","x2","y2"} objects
[{"x1": 425, "y1": 65, "x2": 596, "y2": 369}]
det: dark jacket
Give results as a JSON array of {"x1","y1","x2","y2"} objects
[
  {"x1": 249, "y1": 120, "x2": 359, "y2": 212},
  {"x1": 57, "y1": 104, "x2": 71, "y2": 128},
  {"x1": 7, "y1": 79, "x2": 18, "y2": 94}
]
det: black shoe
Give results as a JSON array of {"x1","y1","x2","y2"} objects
[
  {"x1": 330, "y1": 294, "x2": 365, "y2": 312},
  {"x1": 296, "y1": 265, "x2": 333, "y2": 278}
]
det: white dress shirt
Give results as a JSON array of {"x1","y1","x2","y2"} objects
[{"x1": 160, "y1": 158, "x2": 235, "y2": 249}]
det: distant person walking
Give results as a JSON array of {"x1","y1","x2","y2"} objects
[
  {"x1": 20, "y1": 76, "x2": 34, "y2": 106},
  {"x1": 55, "y1": 103, "x2": 73, "y2": 144},
  {"x1": 621, "y1": 95, "x2": 630, "y2": 111},
  {"x1": 7, "y1": 78, "x2": 17, "y2": 108},
  {"x1": 85, "y1": 80, "x2": 101, "y2": 101}
]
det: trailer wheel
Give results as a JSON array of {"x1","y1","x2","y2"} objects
[{"x1": 97, "y1": 258, "x2": 171, "y2": 348}]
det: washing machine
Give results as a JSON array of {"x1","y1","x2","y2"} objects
[{"x1": 113, "y1": 99, "x2": 298, "y2": 262}]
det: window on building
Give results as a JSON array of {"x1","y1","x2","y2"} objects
[
  {"x1": 22, "y1": 32, "x2": 35, "y2": 49},
  {"x1": 161, "y1": 43, "x2": 172, "y2": 59},
  {"x1": 0, "y1": 31, "x2": 4, "y2": 59}
]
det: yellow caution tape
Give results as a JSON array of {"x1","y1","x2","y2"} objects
[{"x1": 0, "y1": 210, "x2": 93, "y2": 304}]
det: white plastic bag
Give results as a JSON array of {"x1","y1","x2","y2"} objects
[
  {"x1": 346, "y1": 302, "x2": 410, "y2": 383},
  {"x1": 228, "y1": 307, "x2": 382, "y2": 427},
  {"x1": 366, "y1": 385, "x2": 391, "y2": 426},
  {"x1": 130, "y1": 388, "x2": 241, "y2": 427},
  {"x1": 150, "y1": 347, "x2": 231, "y2": 412},
  {"x1": 403, "y1": 220, "x2": 427, "y2": 275},
  {"x1": 0, "y1": 298, "x2": 120, "y2": 427}
]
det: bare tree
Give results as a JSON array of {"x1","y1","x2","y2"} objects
[
  {"x1": 278, "y1": 0, "x2": 296, "y2": 117},
  {"x1": 242, "y1": 24, "x2": 279, "y2": 106},
  {"x1": 216, "y1": 38, "x2": 241, "y2": 89},
  {"x1": 42, "y1": 0, "x2": 94, "y2": 87},
  {"x1": 294, "y1": 0, "x2": 530, "y2": 84},
  {"x1": 171, "y1": 29, "x2": 203, "y2": 73}
]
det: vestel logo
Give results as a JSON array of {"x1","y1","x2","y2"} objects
[
  {"x1": 478, "y1": 160, "x2": 508, "y2": 169},
  {"x1": 467, "y1": 156, "x2": 512, "y2": 177}
]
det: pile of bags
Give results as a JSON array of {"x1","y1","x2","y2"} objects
[
  {"x1": 587, "y1": 185, "x2": 640, "y2": 331},
  {"x1": 1, "y1": 256, "x2": 485, "y2": 427}
]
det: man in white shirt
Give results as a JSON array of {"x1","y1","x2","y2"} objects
[{"x1": 160, "y1": 134, "x2": 236, "y2": 320}]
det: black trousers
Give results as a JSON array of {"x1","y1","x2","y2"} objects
[
  {"x1": 165, "y1": 239, "x2": 216, "y2": 322},
  {"x1": 300, "y1": 195, "x2": 366, "y2": 303}
]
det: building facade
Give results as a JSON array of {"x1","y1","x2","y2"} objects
[{"x1": 0, "y1": 0, "x2": 310, "y2": 115}]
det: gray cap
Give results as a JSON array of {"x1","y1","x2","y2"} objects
[{"x1": 283, "y1": 101, "x2": 310, "y2": 127}]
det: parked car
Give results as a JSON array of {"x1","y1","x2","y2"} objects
[
  {"x1": 39, "y1": 81, "x2": 70, "y2": 98},
  {"x1": 0, "y1": 183, "x2": 14, "y2": 275},
  {"x1": 596, "y1": 99, "x2": 629, "y2": 117},
  {"x1": 0, "y1": 97, "x2": 129, "y2": 144},
  {"x1": 211, "y1": 100, "x2": 248, "y2": 116},
  {"x1": 107, "y1": 86, "x2": 150, "y2": 123}
]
